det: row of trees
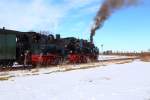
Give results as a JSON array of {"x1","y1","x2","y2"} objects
[{"x1": 101, "y1": 50, "x2": 150, "y2": 56}]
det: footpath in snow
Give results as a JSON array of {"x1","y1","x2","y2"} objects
[{"x1": 0, "y1": 60, "x2": 150, "y2": 100}]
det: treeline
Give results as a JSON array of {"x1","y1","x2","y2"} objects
[{"x1": 102, "y1": 50, "x2": 150, "y2": 56}]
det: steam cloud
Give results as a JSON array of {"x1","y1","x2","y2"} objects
[{"x1": 90, "y1": 0, "x2": 138, "y2": 43}]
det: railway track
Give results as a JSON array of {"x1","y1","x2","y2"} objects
[{"x1": 0, "y1": 56, "x2": 138, "y2": 72}]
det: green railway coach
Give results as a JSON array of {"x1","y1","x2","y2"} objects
[{"x1": 0, "y1": 28, "x2": 17, "y2": 61}]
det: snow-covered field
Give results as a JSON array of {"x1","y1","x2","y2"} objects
[{"x1": 0, "y1": 60, "x2": 150, "y2": 100}]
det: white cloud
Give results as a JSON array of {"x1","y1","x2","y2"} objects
[
  {"x1": 0, "y1": 0, "x2": 65, "y2": 31},
  {"x1": 0, "y1": 0, "x2": 101, "y2": 33}
]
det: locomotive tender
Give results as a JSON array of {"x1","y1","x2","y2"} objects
[{"x1": 0, "y1": 28, "x2": 99, "y2": 67}]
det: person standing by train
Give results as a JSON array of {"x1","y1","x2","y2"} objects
[{"x1": 24, "y1": 50, "x2": 31, "y2": 69}]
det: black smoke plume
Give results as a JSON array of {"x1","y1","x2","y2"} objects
[{"x1": 90, "y1": 0, "x2": 138, "y2": 43}]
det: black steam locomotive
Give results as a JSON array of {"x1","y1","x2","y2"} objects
[{"x1": 0, "y1": 28, "x2": 99, "y2": 67}]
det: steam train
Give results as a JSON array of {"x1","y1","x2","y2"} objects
[{"x1": 0, "y1": 28, "x2": 99, "y2": 67}]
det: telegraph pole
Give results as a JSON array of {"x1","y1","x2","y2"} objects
[
  {"x1": 101, "y1": 44, "x2": 104, "y2": 55},
  {"x1": 101, "y1": 44, "x2": 104, "y2": 65}
]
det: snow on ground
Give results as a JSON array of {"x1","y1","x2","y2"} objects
[{"x1": 0, "y1": 60, "x2": 150, "y2": 100}]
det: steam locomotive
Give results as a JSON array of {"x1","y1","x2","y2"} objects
[{"x1": 0, "y1": 28, "x2": 99, "y2": 67}]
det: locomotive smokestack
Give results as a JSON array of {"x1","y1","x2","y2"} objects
[
  {"x1": 90, "y1": 27, "x2": 96, "y2": 43},
  {"x1": 3, "y1": 27, "x2": 5, "y2": 30},
  {"x1": 90, "y1": 0, "x2": 138, "y2": 43},
  {"x1": 90, "y1": 35, "x2": 93, "y2": 43}
]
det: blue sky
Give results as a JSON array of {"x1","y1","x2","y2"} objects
[{"x1": 0, "y1": 0, "x2": 149, "y2": 52}]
